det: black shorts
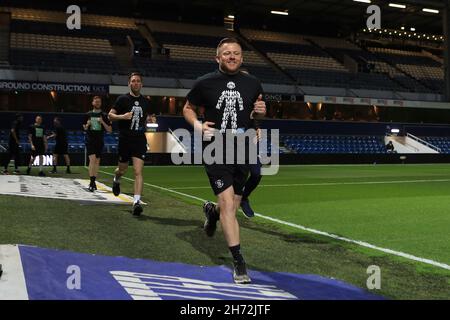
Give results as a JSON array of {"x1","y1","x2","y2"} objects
[
  {"x1": 118, "y1": 134, "x2": 147, "y2": 163},
  {"x1": 32, "y1": 142, "x2": 45, "y2": 157},
  {"x1": 86, "y1": 139, "x2": 104, "y2": 158},
  {"x1": 204, "y1": 163, "x2": 249, "y2": 196},
  {"x1": 54, "y1": 142, "x2": 68, "y2": 155}
]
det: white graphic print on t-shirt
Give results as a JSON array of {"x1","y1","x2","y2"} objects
[
  {"x1": 130, "y1": 101, "x2": 143, "y2": 131},
  {"x1": 215, "y1": 81, "x2": 244, "y2": 133}
]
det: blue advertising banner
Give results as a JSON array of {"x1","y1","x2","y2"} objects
[{"x1": 1, "y1": 245, "x2": 385, "y2": 300}]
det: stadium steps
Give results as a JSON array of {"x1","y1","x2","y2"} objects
[
  {"x1": 112, "y1": 43, "x2": 134, "y2": 72},
  {"x1": 234, "y1": 30, "x2": 298, "y2": 86},
  {"x1": 139, "y1": 21, "x2": 161, "y2": 50},
  {"x1": 353, "y1": 39, "x2": 432, "y2": 93},
  {"x1": 422, "y1": 49, "x2": 443, "y2": 65},
  {"x1": 384, "y1": 135, "x2": 439, "y2": 154},
  {"x1": 362, "y1": 42, "x2": 437, "y2": 93},
  {"x1": 304, "y1": 38, "x2": 349, "y2": 72}
]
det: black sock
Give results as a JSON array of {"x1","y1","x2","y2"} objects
[
  {"x1": 229, "y1": 244, "x2": 244, "y2": 263},
  {"x1": 90, "y1": 176, "x2": 96, "y2": 184}
]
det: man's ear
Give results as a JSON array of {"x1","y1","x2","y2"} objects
[{"x1": 215, "y1": 55, "x2": 220, "y2": 64}]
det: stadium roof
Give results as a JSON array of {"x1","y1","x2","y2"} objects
[
  {"x1": 132, "y1": 0, "x2": 445, "y2": 35},
  {"x1": 3, "y1": 0, "x2": 446, "y2": 35}
]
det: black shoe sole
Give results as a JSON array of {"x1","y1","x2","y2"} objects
[
  {"x1": 132, "y1": 204, "x2": 143, "y2": 216},
  {"x1": 112, "y1": 183, "x2": 120, "y2": 196}
]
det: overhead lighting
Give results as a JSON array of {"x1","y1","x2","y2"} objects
[
  {"x1": 400, "y1": 26, "x2": 405, "y2": 30},
  {"x1": 389, "y1": 3, "x2": 406, "y2": 9},
  {"x1": 410, "y1": 27, "x2": 415, "y2": 31},
  {"x1": 391, "y1": 129, "x2": 400, "y2": 134},
  {"x1": 271, "y1": 10, "x2": 289, "y2": 15},
  {"x1": 353, "y1": 0, "x2": 371, "y2": 3},
  {"x1": 228, "y1": 15, "x2": 235, "y2": 19},
  {"x1": 422, "y1": 8, "x2": 439, "y2": 14}
]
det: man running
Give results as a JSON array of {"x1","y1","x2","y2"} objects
[
  {"x1": 183, "y1": 38, "x2": 266, "y2": 283},
  {"x1": 48, "y1": 117, "x2": 71, "y2": 174},
  {"x1": 26, "y1": 115, "x2": 48, "y2": 176},
  {"x1": 84, "y1": 96, "x2": 112, "y2": 192},
  {"x1": 108, "y1": 72, "x2": 151, "y2": 216},
  {"x1": 2, "y1": 113, "x2": 23, "y2": 174}
]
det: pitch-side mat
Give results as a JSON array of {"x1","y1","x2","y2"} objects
[
  {"x1": 0, "y1": 245, "x2": 384, "y2": 300},
  {"x1": 0, "y1": 175, "x2": 144, "y2": 205}
]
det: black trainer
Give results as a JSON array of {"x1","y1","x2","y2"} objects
[
  {"x1": 112, "y1": 180, "x2": 120, "y2": 196},
  {"x1": 132, "y1": 201, "x2": 143, "y2": 216},
  {"x1": 50, "y1": 169, "x2": 57, "y2": 174},
  {"x1": 203, "y1": 201, "x2": 219, "y2": 237},
  {"x1": 38, "y1": 171, "x2": 46, "y2": 177},
  {"x1": 88, "y1": 183, "x2": 96, "y2": 192},
  {"x1": 66, "y1": 168, "x2": 71, "y2": 174},
  {"x1": 240, "y1": 198, "x2": 255, "y2": 218},
  {"x1": 13, "y1": 169, "x2": 20, "y2": 174},
  {"x1": 26, "y1": 167, "x2": 31, "y2": 175},
  {"x1": 2, "y1": 169, "x2": 8, "y2": 175},
  {"x1": 233, "y1": 260, "x2": 251, "y2": 284}
]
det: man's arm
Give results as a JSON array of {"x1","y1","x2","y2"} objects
[
  {"x1": 28, "y1": 133, "x2": 34, "y2": 151},
  {"x1": 183, "y1": 101, "x2": 203, "y2": 133},
  {"x1": 100, "y1": 115, "x2": 112, "y2": 133},
  {"x1": 108, "y1": 108, "x2": 132, "y2": 122},
  {"x1": 11, "y1": 128, "x2": 20, "y2": 144},
  {"x1": 83, "y1": 119, "x2": 90, "y2": 131},
  {"x1": 183, "y1": 100, "x2": 215, "y2": 137},
  {"x1": 43, "y1": 134, "x2": 48, "y2": 152},
  {"x1": 251, "y1": 94, "x2": 266, "y2": 120}
]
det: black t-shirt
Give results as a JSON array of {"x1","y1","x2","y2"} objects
[
  {"x1": 28, "y1": 124, "x2": 45, "y2": 145},
  {"x1": 9, "y1": 120, "x2": 21, "y2": 145},
  {"x1": 85, "y1": 110, "x2": 110, "y2": 141},
  {"x1": 54, "y1": 125, "x2": 67, "y2": 145},
  {"x1": 113, "y1": 93, "x2": 151, "y2": 137},
  {"x1": 186, "y1": 70, "x2": 264, "y2": 133}
]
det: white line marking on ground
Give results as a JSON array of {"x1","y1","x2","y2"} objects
[
  {"x1": 97, "y1": 169, "x2": 450, "y2": 272},
  {"x1": 168, "y1": 178, "x2": 450, "y2": 190}
]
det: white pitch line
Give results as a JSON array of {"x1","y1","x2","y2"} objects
[
  {"x1": 168, "y1": 178, "x2": 450, "y2": 190},
  {"x1": 97, "y1": 169, "x2": 450, "y2": 272}
]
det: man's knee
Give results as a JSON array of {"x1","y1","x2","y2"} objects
[
  {"x1": 134, "y1": 168, "x2": 142, "y2": 177},
  {"x1": 218, "y1": 190, "x2": 236, "y2": 216}
]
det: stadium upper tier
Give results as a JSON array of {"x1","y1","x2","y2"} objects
[{"x1": 0, "y1": 7, "x2": 445, "y2": 94}]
